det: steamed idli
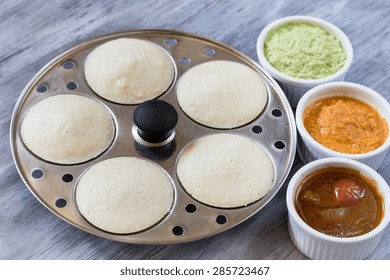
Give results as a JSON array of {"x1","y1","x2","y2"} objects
[
  {"x1": 20, "y1": 94, "x2": 115, "y2": 164},
  {"x1": 84, "y1": 38, "x2": 174, "y2": 104},
  {"x1": 176, "y1": 60, "x2": 267, "y2": 129},
  {"x1": 176, "y1": 133, "x2": 274, "y2": 208},
  {"x1": 75, "y1": 157, "x2": 174, "y2": 234}
]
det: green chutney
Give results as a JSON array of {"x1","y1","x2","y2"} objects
[{"x1": 264, "y1": 21, "x2": 347, "y2": 80}]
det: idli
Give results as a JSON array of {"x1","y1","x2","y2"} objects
[
  {"x1": 84, "y1": 38, "x2": 174, "y2": 104},
  {"x1": 176, "y1": 60, "x2": 267, "y2": 129},
  {"x1": 75, "y1": 157, "x2": 174, "y2": 234},
  {"x1": 20, "y1": 94, "x2": 115, "y2": 164},
  {"x1": 176, "y1": 133, "x2": 274, "y2": 208}
]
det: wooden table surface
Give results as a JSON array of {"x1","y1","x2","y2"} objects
[{"x1": 1, "y1": 0, "x2": 390, "y2": 260}]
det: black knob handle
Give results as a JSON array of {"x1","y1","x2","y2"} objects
[{"x1": 133, "y1": 100, "x2": 178, "y2": 144}]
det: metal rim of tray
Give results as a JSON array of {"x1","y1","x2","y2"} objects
[{"x1": 10, "y1": 29, "x2": 297, "y2": 244}]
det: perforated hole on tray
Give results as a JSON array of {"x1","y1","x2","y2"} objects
[
  {"x1": 165, "y1": 38, "x2": 177, "y2": 46},
  {"x1": 32, "y1": 169, "x2": 43, "y2": 179},
  {"x1": 55, "y1": 198, "x2": 67, "y2": 208},
  {"x1": 272, "y1": 109, "x2": 283, "y2": 117},
  {"x1": 252, "y1": 125, "x2": 262, "y2": 134},
  {"x1": 62, "y1": 60, "x2": 75, "y2": 70},
  {"x1": 62, "y1": 174, "x2": 73, "y2": 183},
  {"x1": 179, "y1": 57, "x2": 191, "y2": 65},
  {"x1": 66, "y1": 82, "x2": 78, "y2": 90},
  {"x1": 216, "y1": 215, "x2": 227, "y2": 225},
  {"x1": 203, "y1": 47, "x2": 216, "y2": 57},
  {"x1": 185, "y1": 204, "x2": 197, "y2": 213},
  {"x1": 36, "y1": 84, "x2": 48, "y2": 93},
  {"x1": 172, "y1": 226, "x2": 184, "y2": 236},
  {"x1": 274, "y1": 141, "x2": 286, "y2": 150}
]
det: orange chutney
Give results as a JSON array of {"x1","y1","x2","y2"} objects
[{"x1": 303, "y1": 96, "x2": 388, "y2": 154}]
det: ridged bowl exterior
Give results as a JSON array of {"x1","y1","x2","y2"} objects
[
  {"x1": 278, "y1": 73, "x2": 346, "y2": 109},
  {"x1": 288, "y1": 215, "x2": 384, "y2": 260},
  {"x1": 297, "y1": 134, "x2": 389, "y2": 171}
]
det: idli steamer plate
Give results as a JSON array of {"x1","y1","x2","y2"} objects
[{"x1": 10, "y1": 30, "x2": 297, "y2": 244}]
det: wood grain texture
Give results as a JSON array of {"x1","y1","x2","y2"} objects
[{"x1": 1, "y1": 0, "x2": 390, "y2": 260}]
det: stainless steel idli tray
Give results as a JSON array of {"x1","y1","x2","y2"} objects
[{"x1": 10, "y1": 30, "x2": 297, "y2": 244}]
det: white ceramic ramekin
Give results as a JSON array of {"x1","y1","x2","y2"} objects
[
  {"x1": 296, "y1": 81, "x2": 390, "y2": 170},
  {"x1": 257, "y1": 15, "x2": 353, "y2": 108},
  {"x1": 287, "y1": 157, "x2": 390, "y2": 260}
]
